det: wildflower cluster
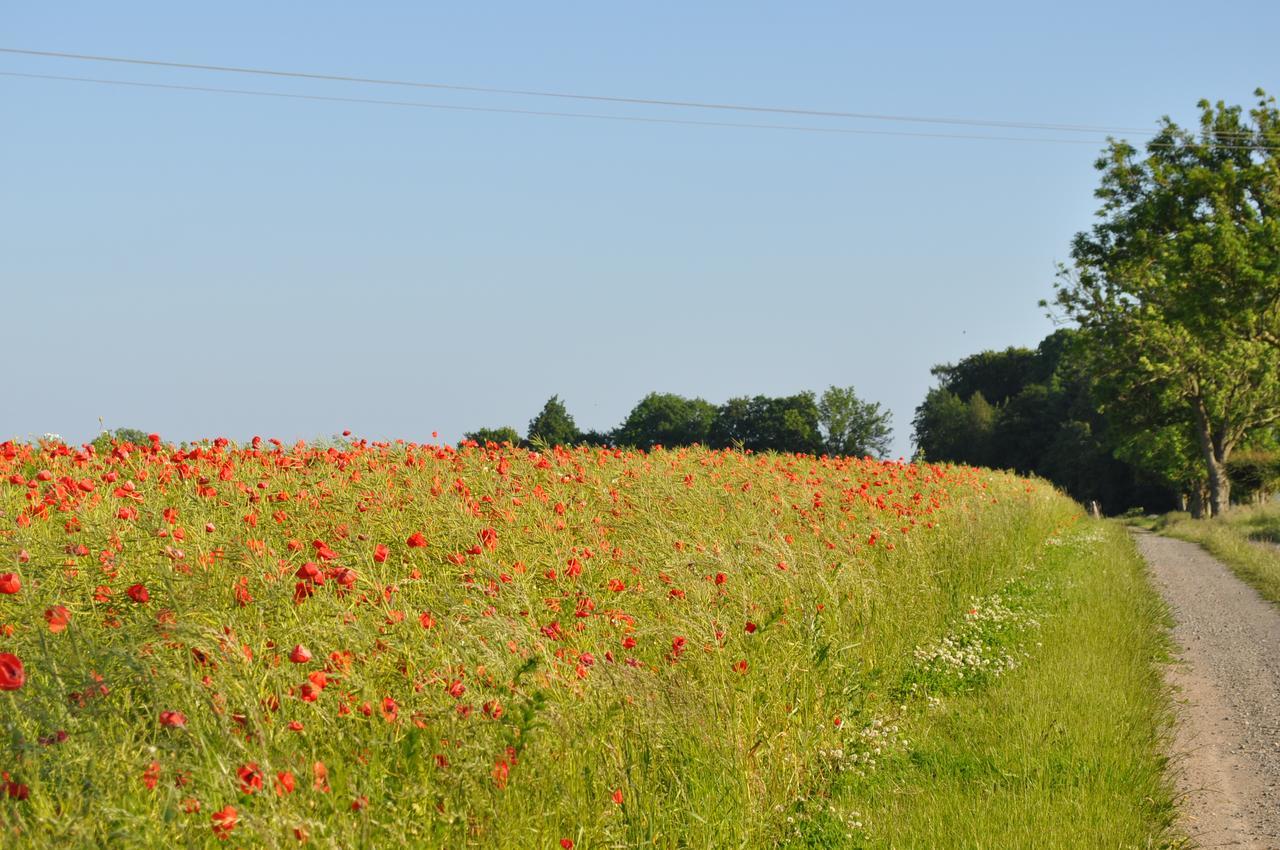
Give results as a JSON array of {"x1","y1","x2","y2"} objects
[{"x1": 0, "y1": 434, "x2": 1057, "y2": 846}]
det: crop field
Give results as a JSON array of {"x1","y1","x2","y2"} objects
[{"x1": 0, "y1": 436, "x2": 1171, "y2": 848}]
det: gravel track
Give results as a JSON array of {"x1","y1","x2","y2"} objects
[{"x1": 1134, "y1": 531, "x2": 1280, "y2": 849}]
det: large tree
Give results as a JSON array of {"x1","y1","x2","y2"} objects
[
  {"x1": 613, "y1": 393, "x2": 716, "y2": 450},
  {"x1": 817, "y1": 385, "x2": 893, "y2": 458},
  {"x1": 709, "y1": 393, "x2": 824, "y2": 455},
  {"x1": 1052, "y1": 92, "x2": 1280, "y2": 516},
  {"x1": 527, "y1": 395, "x2": 581, "y2": 447}
]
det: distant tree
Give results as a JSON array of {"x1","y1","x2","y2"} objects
[
  {"x1": 464, "y1": 426, "x2": 522, "y2": 446},
  {"x1": 613, "y1": 393, "x2": 716, "y2": 450},
  {"x1": 1051, "y1": 92, "x2": 1280, "y2": 516},
  {"x1": 710, "y1": 393, "x2": 823, "y2": 454},
  {"x1": 579, "y1": 430, "x2": 614, "y2": 448},
  {"x1": 91, "y1": 427, "x2": 150, "y2": 454},
  {"x1": 930, "y1": 347, "x2": 1044, "y2": 406},
  {"x1": 527, "y1": 396, "x2": 581, "y2": 447},
  {"x1": 1226, "y1": 449, "x2": 1280, "y2": 505},
  {"x1": 817, "y1": 386, "x2": 893, "y2": 458},
  {"x1": 912, "y1": 389, "x2": 995, "y2": 466}
]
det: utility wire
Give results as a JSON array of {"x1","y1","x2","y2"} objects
[
  {"x1": 4, "y1": 71, "x2": 1274, "y2": 152},
  {"x1": 0, "y1": 71, "x2": 1112, "y2": 144},
  {"x1": 3, "y1": 45, "x2": 1255, "y2": 140}
]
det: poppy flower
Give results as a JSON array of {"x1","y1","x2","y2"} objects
[
  {"x1": 237, "y1": 763, "x2": 263, "y2": 794},
  {"x1": 373, "y1": 543, "x2": 389, "y2": 563},
  {"x1": 159, "y1": 710, "x2": 187, "y2": 728},
  {"x1": 289, "y1": 645, "x2": 312, "y2": 664},
  {"x1": 126, "y1": 584, "x2": 149, "y2": 604},
  {"x1": 0, "y1": 654, "x2": 24, "y2": 690},
  {"x1": 211, "y1": 805, "x2": 237, "y2": 840},
  {"x1": 44, "y1": 605, "x2": 71, "y2": 633},
  {"x1": 0, "y1": 573, "x2": 19, "y2": 595},
  {"x1": 406, "y1": 532, "x2": 427, "y2": 548},
  {"x1": 275, "y1": 771, "x2": 296, "y2": 796}
]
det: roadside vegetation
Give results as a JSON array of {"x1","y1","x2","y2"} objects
[
  {"x1": 1135, "y1": 506, "x2": 1280, "y2": 606},
  {"x1": 791, "y1": 519, "x2": 1177, "y2": 848},
  {"x1": 0, "y1": 436, "x2": 1176, "y2": 847}
]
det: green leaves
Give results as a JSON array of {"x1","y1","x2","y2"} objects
[{"x1": 1052, "y1": 90, "x2": 1280, "y2": 515}]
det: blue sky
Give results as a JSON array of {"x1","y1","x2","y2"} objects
[{"x1": 3, "y1": 2, "x2": 1276, "y2": 456}]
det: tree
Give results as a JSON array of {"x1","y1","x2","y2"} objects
[
  {"x1": 1051, "y1": 91, "x2": 1280, "y2": 516},
  {"x1": 613, "y1": 393, "x2": 716, "y2": 450},
  {"x1": 527, "y1": 396, "x2": 581, "y2": 447},
  {"x1": 463, "y1": 426, "x2": 521, "y2": 446},
  {"x1": 929, "y1": 347, "x2": 1044, "y2": 406},
  {"x1": 709, "y1": 393, "x2": 824, "y2": 454},
  {"x1": 817, "y1": 386, "x2": 893, "y2": 458},
  {"x1": 912, "y1": 389, "x2": 995, "y2": 467}
]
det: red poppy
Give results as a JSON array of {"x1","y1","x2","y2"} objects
[
  {"x1": 0, "y1": 573, "x2": 19, "y2": 595},
  {"x1": 373, "y1": 543, "x2": 389, "y2": 563},
  {"x1": 159, "y1": 710, "x2": 187, "y2": 728},
  {"x1": 0, "y1": 654, "x2": 24, "y2": 691},
  {"x1": 211, "y1": 805, "x2": 237, "y2": 840},
  {"x1": 126, "y1": 584, "x2": 149, "y2": 604},
  {"x1": 275, "y1": 771, "x2": 296, "y2": 796},
  {"x1": 289, "y1": 645, "x2": 312, "y2": 664},
  {"x1": 406, "y1": 531, "x2": 427, "y2": 548},
  {"x1": 237, "y1": 763, "x2": 263, "y2": 794},
  {"x1": 44, "y1": 605, "x2": 71, "y2": 633}
]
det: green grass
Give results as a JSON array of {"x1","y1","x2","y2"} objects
[
  {"x1": 0, "y1": 439, "x2": 1180, "y2": 846},
  {"x1": 1141, "y1": 505, "x2": 1280, "y2": 605},
  {"x1": 790, "y1": 520, "x2": 1178, "y2": 848}
]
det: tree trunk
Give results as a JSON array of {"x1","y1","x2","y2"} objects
[
  {"x1": 1207, "y1": 456, "x2": 1230, "y2": 517},
  {"x1": 1190, "y1": 488, "x2": 1205, "y2": 519},
  {"x1": 1193, "y1": 401, "x2": 1231, "y2": 518}
]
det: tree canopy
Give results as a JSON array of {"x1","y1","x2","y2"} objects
[
  {"x1": 817, "y1": 386, "x2": 894, "y2": 458},
  {"x1": 527, "y1": 396, "x2": 581, "y2": 448},
  {"x1": 1051, "y1": 91, "x2": 1280, "y2": 516},
  {"x1": 613, "y1": 393, "x2": 716, "y2": 450}
]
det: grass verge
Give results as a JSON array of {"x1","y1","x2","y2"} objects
[
  {"x1": 790, "y1": 519, "x2": 1178, "y2": 848},
  {"x1": 1135, "y1": 507, "x2": 1280, "y2": 606}
]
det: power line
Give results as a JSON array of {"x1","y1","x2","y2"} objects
[
  {"x1": 4, "y1": 71, "x2": 1274, "y2": 152},
  {"x1": 0, "y1": 71, "x2": 1112, "y2": 144},
  {"x1": 0, "y1": 45, "x2": 1246, "y2": 140}
]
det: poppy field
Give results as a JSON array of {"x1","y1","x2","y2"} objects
[{"x1": 0, "y1": 434, "x2": 1150, "y2": 847}]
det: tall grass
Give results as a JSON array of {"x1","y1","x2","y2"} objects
[
  {"x1": 0, "y1": 438, "x2": 1166, "y2": 847},
  {"x1": 808, "y1": 520, "x2": 1177, "y2": 848}
]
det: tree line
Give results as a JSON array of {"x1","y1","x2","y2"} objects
[
  {"x1": 917, "y1": 89, "x2": 1280, "y2": 517},
  {"x1": 465, "y1": 386, "x2": 894, "y2": 458}
]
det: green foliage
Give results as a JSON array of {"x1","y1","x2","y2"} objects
[
  {"x1": 1051, "y1": 90, "x2": 1280, "y2": 516},
  {"x1": 463, "y1": 426, "x2": 522, "y2": 447},
  {"x1": 526, "y1": 395, "x2": 581, "y2": 447},
  {"x1": 912, "y1": 389, "x2": 996, "y2": 468},
  {"x1": 913, "y1": 330, "x2": 1179, "y2": 514},
  {"x1": 817, "y1": 386, "x2": 894, "y2": 458},
  {"x1": 613, "y1": 392, "x2": 716, "y2": 450},
  {"x1": 709, "y1": 393, "x2": 824, "y2": 454},
  {"x1": 1225, "y1": 450, "x2": 1280, "y2": 502},
  {"x1": 90, "y1": 428, "x2": 150, "y2": 454},
  {"x1": 929, "y1": 347, "x2": 1047, "y2": 406}
]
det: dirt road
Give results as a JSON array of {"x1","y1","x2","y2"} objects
[{"x1": 1134, "y1": 532, "x2": 1280, "y2": 849}]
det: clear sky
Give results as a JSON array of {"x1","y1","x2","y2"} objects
[{"x1": 3, "y1": 2, "x2": 1276, "y2": 457}]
